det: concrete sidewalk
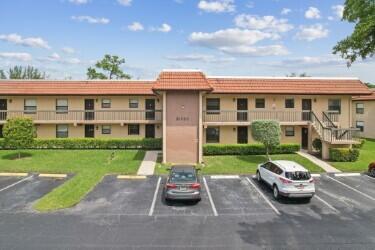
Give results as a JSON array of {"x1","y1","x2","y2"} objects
[
  {"x1": 297, "y1": 151, "x2": 341, "y2": 173},
  {"x1": 137, "y1": 151, "x2": 160, "y2": 176}
]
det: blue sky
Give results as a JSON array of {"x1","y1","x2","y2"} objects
[{"x1": 0, "y1": 0, "x2": 374, "y2": 82}]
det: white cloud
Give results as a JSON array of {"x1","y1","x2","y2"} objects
[
  {"x1": 117, "y1": 0, "x2": 132, "y2": 6},
  {"x1": 128, "y1": 22, "x2": 144, "y2": 31},
  {"x1": 69, "y1": 0, "x2": 89, "y2": 5},
  {"x1": 71, "y1": 16, "x2": 110, "y2": 24},
  {"x1": 219, "y1": 45, "x2": 288, "y2": 56},
  {"x1": 305, "y1": 7, "x2": 321, "y2": 19},
  {"x1": 42, "y1": 53, "x2": 81, "y2": 64},
  {"x1": 332, "y1": 5, "x2": 344, "y2": 19},
  {"x1": 151, "y1": 23, "x2": 172, "y2": 33},
  {"x1": 198, "y1": 0, "x2": 235, "y2": 13},
  {"x1": 48, "y1": 52, "x2": 61, "y2": 61},
  {"x1": 234, "y1": 14, "x2": 293, "y2": 33},
  {"x1": 0, "y1": 52, "x2": 32, "y2": 61},
  {"x1": 165, "y1": 54, "x2": 235, "y2": 63},
  {"x1": 281, "y1": 8, "x2": 291, "y2": 15},
  {"x1": 0, "y1": 33, "x2": 50, "y2": 49},
  {"x1": 61, "y1": 47, "x2": 75, "y2": 54},
  {"x1": 265, "y1": 56, "x2": 345, "y2": 68},
  {"x1": 295, "y1": 24, "x2": 328, "y2": 41}
]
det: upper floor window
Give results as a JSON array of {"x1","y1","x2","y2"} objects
[
  {"x1": 206, "y1": 98, "x2": 220, "y2": 114},
  {"x1": 356, "y1": 103, "x2": 364, "y2": 114},
  {"x1": 56, "y1": 99, "x2": 68, "y2": 113},
  {"x1": 101, "y1": 99, "x2": 111, "y2": 108},
  {"x1": 255, "y1": 98, "x2": 265, "y2": 109},
  {"x1": 102, "y1": 125, "x2": 111, "y2": 134},
  {"x1": 24, "y1": 99, "x2": 37, "y2": 114},
  {"x1": 356, "y1": 121, "x2": 364, "y2": 132},
  {"x1": 128, "y1": 124, "x2": 140, "y2": 135},
  {"x1": 285, "y1": 99, "x2": 294, "y2": 109},
  {"x1": 129, "y1": 99, "x2": 139, "y2": 109},
  {"x1": 56, "y1": 124, "x2": 68, "y2": 138},
  {"x1": 206, "y1": 127, "x2": 220, "y2": 143},
  {"x1": 328, "y1": 99, "x2": 341, "y2": 114},
  {"x1": 285, "y1": 126, "x2": 295, "y2": 136}
]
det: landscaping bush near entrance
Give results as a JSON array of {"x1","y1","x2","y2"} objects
[
  {"x1": 203, "y1": 143, "x2": 300, "y2": 156},
  {"x1": 0, "y1": 138, "x2": 161, "y2": 150},
  {"x1": 329, "y1": 148, "x2": 360, "y2": 162}
]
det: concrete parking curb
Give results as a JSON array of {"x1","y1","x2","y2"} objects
[
  {"x1": 117, "y1": 175, "x2": 147, "y2": 180},
  {"x1": 38, "y1": 174, "x2": 67, "y2": 179},
  {"x1": 0, "y1": 172, "x2": 28, "y2": 177}
]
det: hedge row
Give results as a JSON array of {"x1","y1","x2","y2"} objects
[
  {"x1": 203, "y1": 143, "x2": 300, "y2": 155},
  {"x1": 329, "y1": 148, "x2": 360, "y2": 162},
  {"x1": 0, "y1": 138, "x2": 162, "y2": 150}
]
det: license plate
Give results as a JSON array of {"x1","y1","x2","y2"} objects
[
  {"x1": 180, "y1": 187, "x2": 187, "y2": 191},
  {"x1": 295, "y1": 184, "x2": 305, "y2": 189}
]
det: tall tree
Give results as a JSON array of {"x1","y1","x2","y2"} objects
[
  {"x1": 87, "y1": 54, "x2": 131, "y2": 80},
  {"x1": 333, "y1": 0, "x2": 375, "y2": 65},
  {"x1": 0, "y1": 70, "x2": 6, "y2": 79},
  {"x1": 286, "y1": 72, "x2": 310, "y2": 77},
  {"x1": 6, "y1": 66, "x2": 46, "y2": 79}
]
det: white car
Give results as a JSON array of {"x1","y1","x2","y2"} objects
[{"x1": 256, "y1": 160, "x2": 315, "y2": 200}]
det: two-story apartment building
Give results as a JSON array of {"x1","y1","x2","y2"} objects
[
  {"x1": 352, "y1": 90, "x2": 375, "y2": 139},
  {"x1": 0, "y1": 70, "x2": 371, "y2": 163}
]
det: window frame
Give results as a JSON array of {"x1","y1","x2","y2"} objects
[
  {"x1": 285, "y1": 98, "x2": 295, "y2": 109},
  {"x1": 356, "y1": 103, "x2": 364, "y2": 114},
  {"x1": 102, "y1": 125, "x2": 112, "y2": 134},
  {"x1": 255, "y1": 98, "x2": 265, "y2": 109},
  {"x1": 206, "y1": 127, "x2": 220, "y2": 143},
  {"x1": 56, "y1": 124, "x2": 69, "y2": 138},
  {"x1": 206, "y1": 98, "x2": 220, "y2": 115},
  {"x1": 285, "y1": 126, "x2": 295, "y2": 137},
  {"x1": 129, "y1": 99, "x2": 139, "y2": 109},
  {"x1": 328, "y1": 99, "x2": 341, "y2": 114},
  {"x1": 128, "y1": 124, "x2": 140, "y2": 135},
  {"x1": 24, "y1": 99, "x2": 37, "y2": 114},
  {"x1": 356, "y1": 121, "x2": 364, "y2": 132},
  {"x1": 101, "y1": 99, "x2": 111, "y2": 109},
  {"x1": 56, "y1": 99, "x2": 68, "y2": 114}
]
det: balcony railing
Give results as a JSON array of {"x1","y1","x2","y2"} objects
[
  {"x1": 0, "y1": 110, "x2": 162, "y2": 123},
  {"x1": 203, "y1": 110, "x2": 311, "y2": 123}
]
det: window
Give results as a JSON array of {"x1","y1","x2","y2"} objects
[
  {"x1": 101, "y1": 99, "x2": 111, "y2": 108},
  {"x1": 328, "y1": 99, "x2": 341, "y2": 114},
  {"x1": 285, "y1": 126, "x2": 295, "y2": 136},
  {"x1": 255, "y1": 98, "x2": 265, "y2": 108},
  {"x1": 356, "y1": 121, "x2": 364, "y2": 132},
  {"x1": 102, "y1": 125, "x2": 111, "y2": 134},
  {"x1": 56, "y1": 99, "x2": 68, "y2": 113},
  {"x1": 0, "y1": 125, "x2": 3, "y2": 138},
  {"x1": 206, "y1": 98, "x2": 220, "y2": 114},
  {"x1": 129, "y1": 99, "x2": 138, "y2": 108},
  {"x1": 24, "y1": 99, "x2": 37, "y2": 114},
  {"x1": 356, "y1": 103, "x2": 364, "y2": 114},
  {"x1": 206, "y1": 127, "x2": 220, "y2": 143},
  {"x1": 285, "y1": 171, "x2": 311, "y2": 181},
  {"x1": 56, "y1": 124, "x2": 68, "y2": 138},
  {"x1": 270, "y1": 164, "x2": 283, "y2": 175},
  {"x1": 128, "y1": 124, "x2": 140, "y2": 135},
  {"x1": 285, "y1": 99, "x2": 294, "y2": 109}
]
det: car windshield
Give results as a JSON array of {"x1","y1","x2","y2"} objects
[
  {"x1": 170, "y1": 171, "x2": 196, "y2": 182},
  {"x1": 285, "y1": 171, "x2": 311, "y2": 181}
]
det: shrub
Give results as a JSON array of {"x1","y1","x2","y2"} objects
[
  {"x1": 329, "y1": 148, "x2": 360, "y2": 162},
  {"x1": 203, "y1": 143, "x2": 300, "y2": 156},
  {"x1": 312, "y1": 138, "x2": 322, "y2": 152},
  {"x1": 251, "y1": 120, "x2": 281, "y2": 159},
  {"x1": 0, "y1": 138, "x2": 161, "y2": 150},
  {"x1": 352, "y1": 138, "x2": 365, "y2": 149}
]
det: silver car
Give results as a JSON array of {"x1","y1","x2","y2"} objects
[{"x1": 164, "y1": 165, "x2": 201, "y2": 201}]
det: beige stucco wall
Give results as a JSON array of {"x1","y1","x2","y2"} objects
[
  {"x1": 352, "y1": 100, "x2": 375, "y2": 139},
  {"x1": 203, "y1": 94, "x2": 352, "y2": 127}
]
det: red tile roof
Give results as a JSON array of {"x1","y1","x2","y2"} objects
[
  {"x1": 207, "y1": 77, "x2": 372, "y2": 95},
  {"x1": 152, "y1": 71, "x2": 212, "y2": 91},
  {"x1": 353, "y1": 90, "x2": 375, "y2": 101},
  {"x1": 0, "y1": 80, "x2": 155, "y2": 95}
]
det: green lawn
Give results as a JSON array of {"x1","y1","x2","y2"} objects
[
  {"x1": 155, "y1": 153, "x2": 324, "y2": 175},
  {"x1": 330, "y1": 139, "x2": 375, "y2": 172},
  {"x1": 0, "y1": 150, "x2": 145, "y2": 212}
]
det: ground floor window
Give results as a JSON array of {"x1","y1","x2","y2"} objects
[
  {"x1": 102, "y1": 125, "x2": 111, "y2": 134},
  {"x1": 56, "y1": 124, "x2": 68, "y2": 138},
  {"x1": 206, "y1": 127, "x2": 220, "y2": 143},
  {"x1": 356, "y1": 121, "x2": 364, "y2": 132},
  {"x1": 0, "y1": 125, "x2": 3, "y2": 138},
  {"x1": 128, "y1": 124, "x2": 140, "y2": 135},
  {"x1": 285, "y1": 126, "x2": 295, "y2": 136}
]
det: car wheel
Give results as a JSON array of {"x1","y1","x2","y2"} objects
[
  {"x1": 370, "y1": 168, "x2": 375, "y2": 177},
  {"x1": 273, "y1": 185, "x2": 280, "y2": 200},
  {"x1": 256, "y1": 171, "x2": 262, "y2": 182}
]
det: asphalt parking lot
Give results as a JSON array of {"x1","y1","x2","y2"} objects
[{"x1": 0, "y1": 173, "x2": 374, "y2": 249}]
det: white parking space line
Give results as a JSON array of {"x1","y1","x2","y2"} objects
[
  {"x1": 245, "y1": 177, "x2": 280, "y2": 216},
  {"x1": 364, "y1": 175, "x2": 375, "y2": 181},
  {"x1": 0, "y1": 175, "x2": 33, "y2": 193},
  {"x1": 326, "y1": 175, "x2": 375, "y2": 202},
  {"x1": 334, "y1": 173, "x2": 361, "y2": 177},
  {"x1": 148, "y1": 177, "x2": 161, "y2": 216},
  {"x1": 210, "y1": 175, "x2": 240, "y2": 179},
  {"x1": 314, "y1": 194, "x2": 340, "y2": 214},
  {"x1": 203, "y1": 177, "x2": 218, "y2": 216}
]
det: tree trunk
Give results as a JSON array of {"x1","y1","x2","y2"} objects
[
  {"x1": 18, "y1": 151, "x2": 21, "y2": 159},
  {"x1": 266, "y1": 147, "x2": 271, "y2": 161}
]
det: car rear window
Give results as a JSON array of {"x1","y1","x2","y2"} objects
[
  {"x1": 171, "y1": 171, "x2": 196, "y2": 182},
  {"x1": 285, "y1": 171, "x2": 311, "y2": 181}
]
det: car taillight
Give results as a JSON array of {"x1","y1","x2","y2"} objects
[
  {"x1": 279, "y1": 177, "x2": 292, "y2": 184},
  {"x1": 166, "y1": 183, "x2": 177, "y2": 189},
  {"x1": 190, "y1": 183, "x2": 201, "y2": 189}
]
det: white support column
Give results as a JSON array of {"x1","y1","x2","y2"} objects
[
  {"x1": 198, "y1": 91, "x2": 203, "y2": 163},
  {"x1": 162, "y1": 91, "x2": 167, "y2": 163}
]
